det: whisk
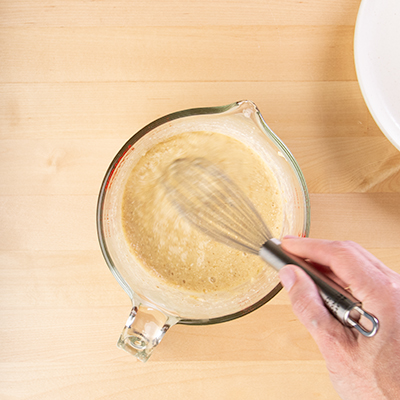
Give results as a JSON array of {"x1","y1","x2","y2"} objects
[{"x1": 162, "y1": 157, "x2": 379, "y2": 337}]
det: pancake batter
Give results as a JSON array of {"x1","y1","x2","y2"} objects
[{"x1": 121, "y1": 131, "x2": 283, "y2": 293}]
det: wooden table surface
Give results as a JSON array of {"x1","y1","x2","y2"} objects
[{"x1": 1, "y1": 1, "x2": 400, "y2": 399}]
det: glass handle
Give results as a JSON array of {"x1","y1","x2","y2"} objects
[{"x1": 117, "y1": 304, "x2": 179, "y2": 362}]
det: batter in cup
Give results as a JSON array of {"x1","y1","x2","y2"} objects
[{"x1": 121, "y1": 131, "x2": 283, "y2": 294}]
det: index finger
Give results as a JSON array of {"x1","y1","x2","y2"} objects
[{"x1": 281, "y1": 238, "x2": 390, "y2": 302}]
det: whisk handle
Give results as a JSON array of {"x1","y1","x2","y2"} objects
[{"x1": 260, "y1": 239, "x2": 379, "y2": 337}]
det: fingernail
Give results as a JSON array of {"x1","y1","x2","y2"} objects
[
  {"x1": 283, "y1": 235, "x2": 299, "y2": 240},
  {"x1": 279, "y1": 267, "x2": 296, "y2": 292}
]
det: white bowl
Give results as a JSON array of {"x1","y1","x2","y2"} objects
[{"x1": 354, "y1": 0, "x2": 400, "y2": 151}]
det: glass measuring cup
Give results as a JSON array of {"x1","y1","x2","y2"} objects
[{"x1": 96, "y1": 100, "x2": 310, "y2": 362}]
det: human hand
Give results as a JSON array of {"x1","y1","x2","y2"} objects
[{"x1": 279, "y1": 238, "x2": 400, "y2": 400}]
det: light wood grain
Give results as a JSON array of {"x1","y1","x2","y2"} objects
[
  {"x1": 0, "y1": 26, "x2": 356, "y2": 83},
  {"x1": 0, "y1": 81, "x2": 381, "y2": 139},
  {"x1": 287, "y1": 138, "x2": 400, "y2": 193},
  {"x1": 1, "y1": 0, "x2": 400, "y2": 399},
  {"x1": 0, "y1": 361, "x2": 340, "y2": 400},
  {"x1": 0, "y1": 0, "x2": 360, "y2": 27}
]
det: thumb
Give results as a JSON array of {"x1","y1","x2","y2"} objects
[{"x1": 279, "y1": 265, "x2": 341, "y2": 339}]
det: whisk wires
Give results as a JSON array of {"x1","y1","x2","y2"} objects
[{"x1": 161, "y1": 158, "x2": 272, "y2": 255}]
